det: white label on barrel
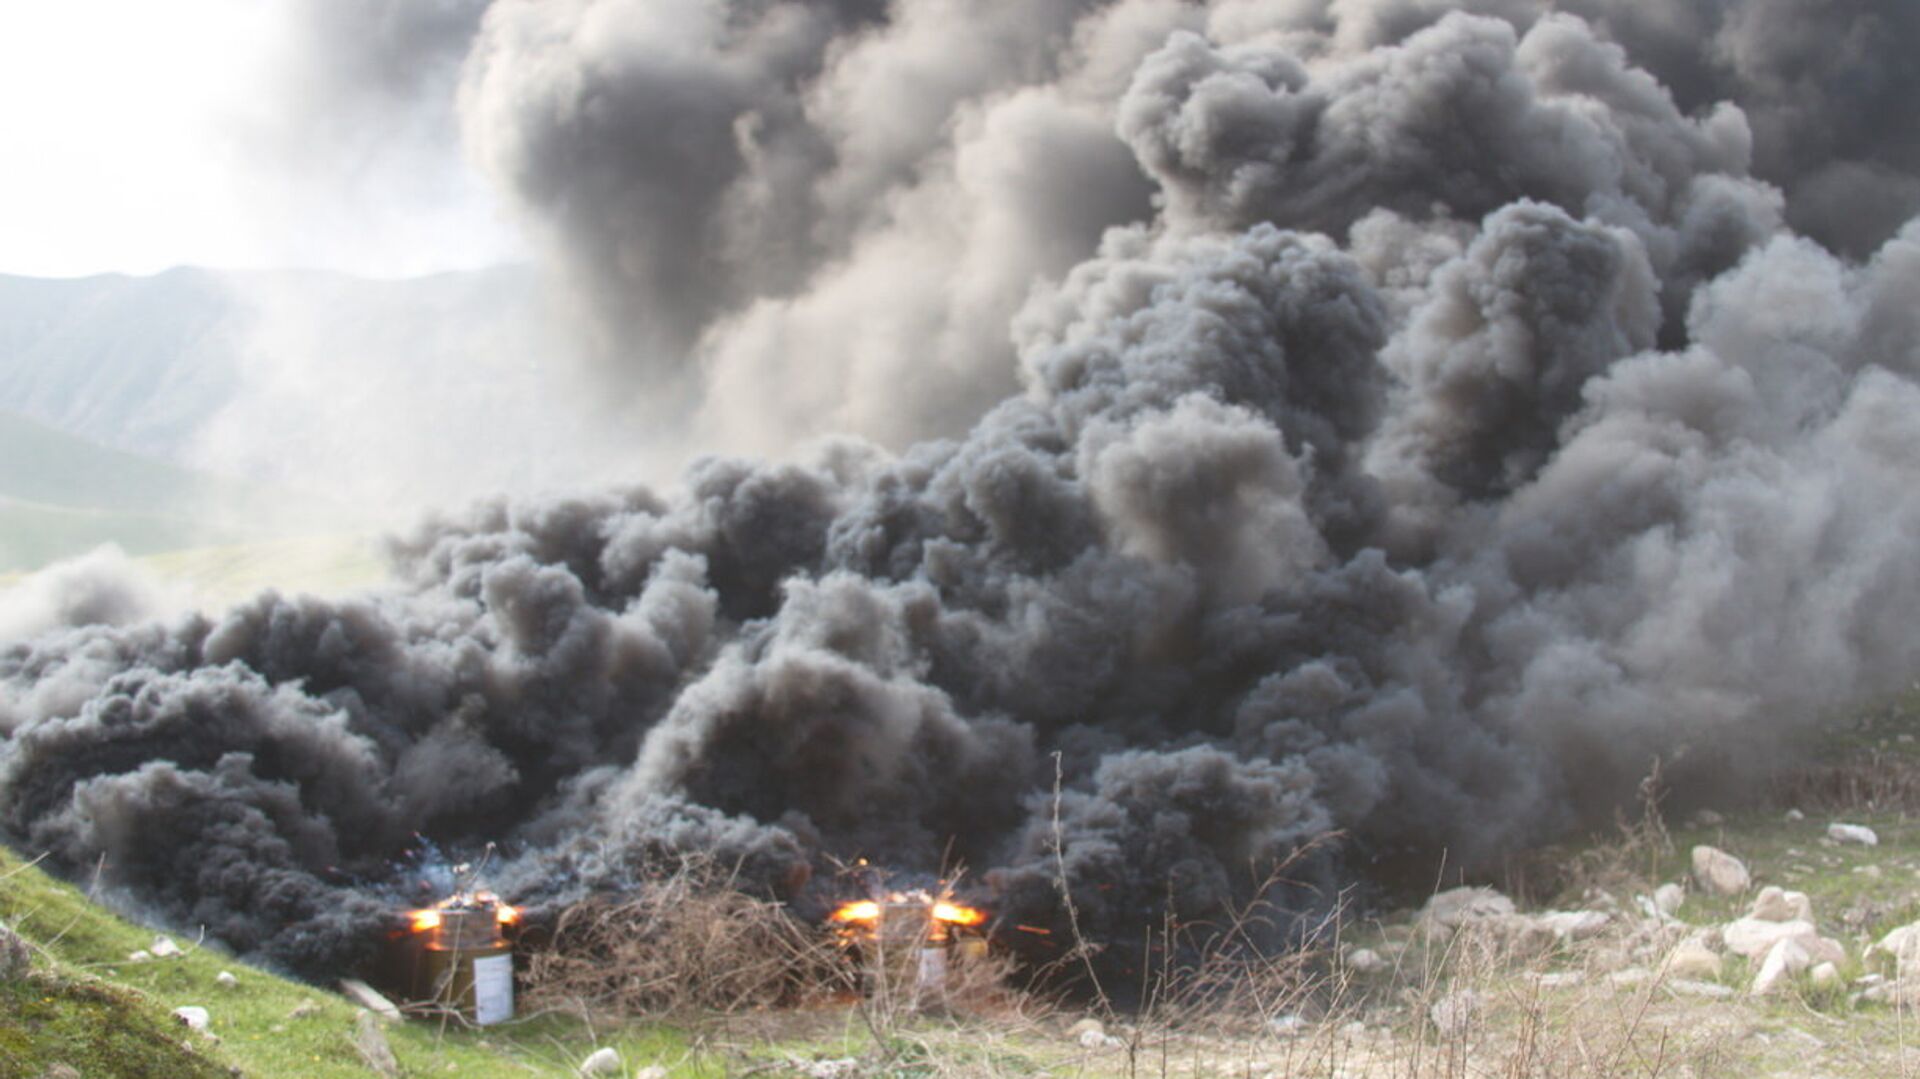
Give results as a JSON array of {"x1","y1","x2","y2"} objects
[{"x1": 471, "y1": 954, "x2": 514, "y2": 1026}]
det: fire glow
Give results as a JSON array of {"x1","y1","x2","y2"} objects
[
  {"x1": 829, "y1": 891, "x2": 987, "y2": 936},
  {"x1": 407, "y1": 891, "x2": 520, "y2": 939}
]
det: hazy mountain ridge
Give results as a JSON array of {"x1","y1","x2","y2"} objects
[{"x1": 0, "y1": 268, "x2": 242, "y2": 460}]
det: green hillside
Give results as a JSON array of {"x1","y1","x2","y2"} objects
[{"x1": 0, "y1": 409, "x2": 343, "y2": 573}]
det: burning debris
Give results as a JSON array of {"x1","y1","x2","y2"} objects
[
  {"x1": 393, "y1": 891, "x2": 521, "y2": 1025},
  {"x1": 4, "y1": 0, "x2": 1920, "y2": 995},
  {"x1": 827, "y1": 888, "x2": 997, "y2": 1007}
]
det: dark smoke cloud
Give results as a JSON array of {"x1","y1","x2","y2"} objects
[{"x1": 5, "y1": 0, "x2": 1920, "y2": 981}]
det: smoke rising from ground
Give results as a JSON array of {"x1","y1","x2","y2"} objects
[{"x1": 4, "y1": 0, "x2": 1920, "y2": 980}]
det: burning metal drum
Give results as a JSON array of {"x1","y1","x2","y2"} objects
[
  {"x1": 829, "y1": 892, "x2": 990, "y2": 1003},
  {"x1": 401, "y1": 895, "x2": 519, "y2": 1024}
]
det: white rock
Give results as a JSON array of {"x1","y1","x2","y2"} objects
[
  {"x1": 580, "y1": 1047, "x2": 622, "y2": 1076},
  {"x1": 1268, "y1": 1014, "x2": 1307, "y2": 1038},
  {"x1": 1785, "y1": 809, "x2": 1806, "y2": 822},
  {"x1": 338, "y1": 979, "x2": 402, "y2": 1022},
  {"x1": 1608, "y1": 967, "x2": 1653, "y2": 986},
  {"x1": 126, "y1": 950, "x2": 153, "y2": 963},
  {"x1": 150, "y1": 936, "x2": 183, "y2": 958},
  {"x1": 1419, "y1": 887, "x2": 1516, "y2": 932},
  {"x1": 1654, "y1": 883, "x2": 1685, "y2": 916},
  {"x1": 1749, "y1": 886, "x2": 1814, "y2": 923},
  {"x1": 215, "y1": 971, "x2": 238, "y2": 989},
  {"x1": 173, "y1": 1006, "x2": 210, "y2": 1031},
  {"x1": 1076, "y1": 1029, "x2": 1109, "y2": 1050},
  {"x1": 1810, "y1": 963, "x2": 1841, "y2": 989},
  {"x1": 802, "y1": 1061, "x2": 859, "y2": 1079},
  {"x1": 1805, "y1": 936, "x2": 1848, "y2": 967},
  {"x1": 1535, "y1": 910, "x2": 1611, "y2": 941},
  {"x1": 1529, "y1": 971, "x2": 1586, "y2": 989},
  {"x1": 1691, "y1": 846, "x2": 1750, "y2": 896},
  {"x1": 1429, "y1": 990, "x2": 1479, "y2": 1037},
  {"x1": 1345, "y1": 947, "x2": 1388, "y2": 974},
  {"x1": 634, "y1": 1069, "x2": 670, "y2": 1079},
  {"x1": 1751, "y1": 937, "x2": 1810, "y2": 996},
  {"x1": 1664, "y1": 940, "x2": 1723, "y2": 981},
  {"x1": 1828, "y1": 823, "x2": 1879, "y2": 846},
  {"x1": 1693, "y1": 810, "x2": 1725, "y2": 827},
  {"x1": 1668, "y1": 980, "x2": 1735, "y2": 999},
  {"x1": 1067, "y1": 1018, "x2": 1105, "y2": 1041},
  {"x1": 1723, "y1": 917, "x2": 1817, "y2": 960},
  {"x1": 1873, "y1": 924, "x2": 1920, "y2": 978}
]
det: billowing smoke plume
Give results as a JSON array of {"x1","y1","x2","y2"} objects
[{"x1": 5, "y1": 0, "x2": 1920, "y2": 980}]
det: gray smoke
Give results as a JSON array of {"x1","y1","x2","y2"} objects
[{"x1": 5, "y1": 0, "x2": 1920, "y2": 981}]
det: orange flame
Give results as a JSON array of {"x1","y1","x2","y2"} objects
[
  {"x1": 407, "y1": 891, "x2": 520, "y2": 935},
  {"x1": 831, "y1": 900, "x2": 883, "y2": 924},
  {"x1": 931, "y1": 902, "x2": 986, "y2": 927}
]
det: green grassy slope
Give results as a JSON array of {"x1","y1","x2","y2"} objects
[
  {"x1": 0, "y1": 846, "x2": 727, "y2": 1077},
  {"x1": 0, "y1": 409, "x2": 349, "y2": 573}
]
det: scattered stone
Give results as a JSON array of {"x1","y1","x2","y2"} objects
[
  {"x1": 173, "y1": 1006, "x2": 211, "y2": 1031},
  {"x1": 1785, "y1": 809, "x2": 1806, "y2": 822},
  {"x1": 1668, "y1": 979, "x2": 1735, "y2": 999},
  {"x1": 579, "y1": 1047, "x2": 622, "y2": 1076},
  {"x1": 1608, "y1": 967, "x2": 1653, "y2": 986},
  {"x1": 1811, "y1": 963, "x2": 1841, "y2": 989},
  {"x1": 1723, "y1": 917, "x2": 1817, "y2": 960},
  {"x1": 1341, "y1": 1021, "x2": 1368, "y2": 1038},
  {"x1": 1805, "y1": 936, "x2": 1847, "y2": 967},
  {"x1": 1420, "y1": 887, "x2": 1516, "y2": 932},
  {"x1": 150, "y1": 936, "x2": 183, "y2": 958},
  {"x1": 1067, "y1": 1018, "x2": 1106, "y2": 1041},
  {"x1": 1664, "y1": 940, "x2": 1723, "y2": 981},
  {"x1": 287, "y1": 1001, "x2": 322, "y2": 1019},
  {"x1": 1693, "y1": 810, "x2": 1726, "y2": 827},
  {"x1": 1429, "y1": 990, "x2": 1480, "y2": 1038},
  {"x1": 1529, "y1": 971, "x2": 1586, "y2": 989},
  {"x1": 1345, "y1": 947, "x2": 1388, "y2": 974},
  {"x1": 634, "y1": 1068, "x2": 669, "y2": 1079},
  {"x1": 1749, "y1": 886, "x2": 1814, "y2": 923},
  {"x1": 0, "y1": 924, "x2": 31, "y2": 981},
  {"x1": 1654, "y1": 883, "x2": 1685, "y2": 916},
  {"x1": 352, "y1": 1011, "x2": 400, "y2": 1078},
  {"x1": 1268, "y1": 1014, "x2": 1307, "y2": 1038},
  {"x1": 40, "y1": 1065, "x2": 80, "y2": 1079},
  {"x1": 1752, "y1": 938, "x2": 1811, "y2": 996},
  {"x1": 1535, "y1": 910, "x2": 1611, "y2": 941},
  {"x1": 127, "y1": 950, "x2": 153, "y2": 963},
  {"x1": 339, "y1": 979, "x2": 401, "y2": 1021},
  {"x1": 1692, "y1": 846, "x2": 1751, "y2": 896},
  {"x1": 1828, "y1": 823, "x2": 1879, "y2": 846},
  {"x1": 1857, "y1": 864, "x2": 1885, "y2": 879},
  {"x1": 1076, "y1": 1029, "x2": 1108, "y2": 1050},
  {"x1": 215, "y1": 971, "x2": 238, "y2": 989},
  {"x1": 800, "y1": 1061, "x2": 859, "y2": 1079}
]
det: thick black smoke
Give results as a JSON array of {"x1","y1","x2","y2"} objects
[{"x1": 5, "y1": 0, "x2": 1920, "y2": 980}]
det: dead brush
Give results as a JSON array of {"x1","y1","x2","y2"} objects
[{"x1": 521, "y1": 856, "x2": 847, "y2": 1019}]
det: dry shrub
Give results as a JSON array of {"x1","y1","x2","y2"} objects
[
  {"x1": 1776, "y1": 746, "x2": 1920, "y2": 814},
  {"x1": 522, "y1": 856, "x2": 846, "y2": 1018}
]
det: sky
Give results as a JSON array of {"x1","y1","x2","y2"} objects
[{"x1": 0, "y1": 1, "x2": 519, "y2": 279}]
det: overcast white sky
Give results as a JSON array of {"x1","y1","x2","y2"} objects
[{"x1": 0, "y1": 1, "x2": 521, "y2": 279}]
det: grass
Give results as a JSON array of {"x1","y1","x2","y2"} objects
[
  {"x1": 0, "y1": 845, "x2": 738, "y2": 1077},
  {"x1": 9, "y1": 691, "x2": 1920, "y2": 1076}
]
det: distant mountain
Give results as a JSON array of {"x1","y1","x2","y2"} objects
[
  {"x1": 0, "y1": 268, "x2": 242, "y2": 461},
  {"x1": 0, "y1": 263, "x2": 572, "y2": 571}
]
